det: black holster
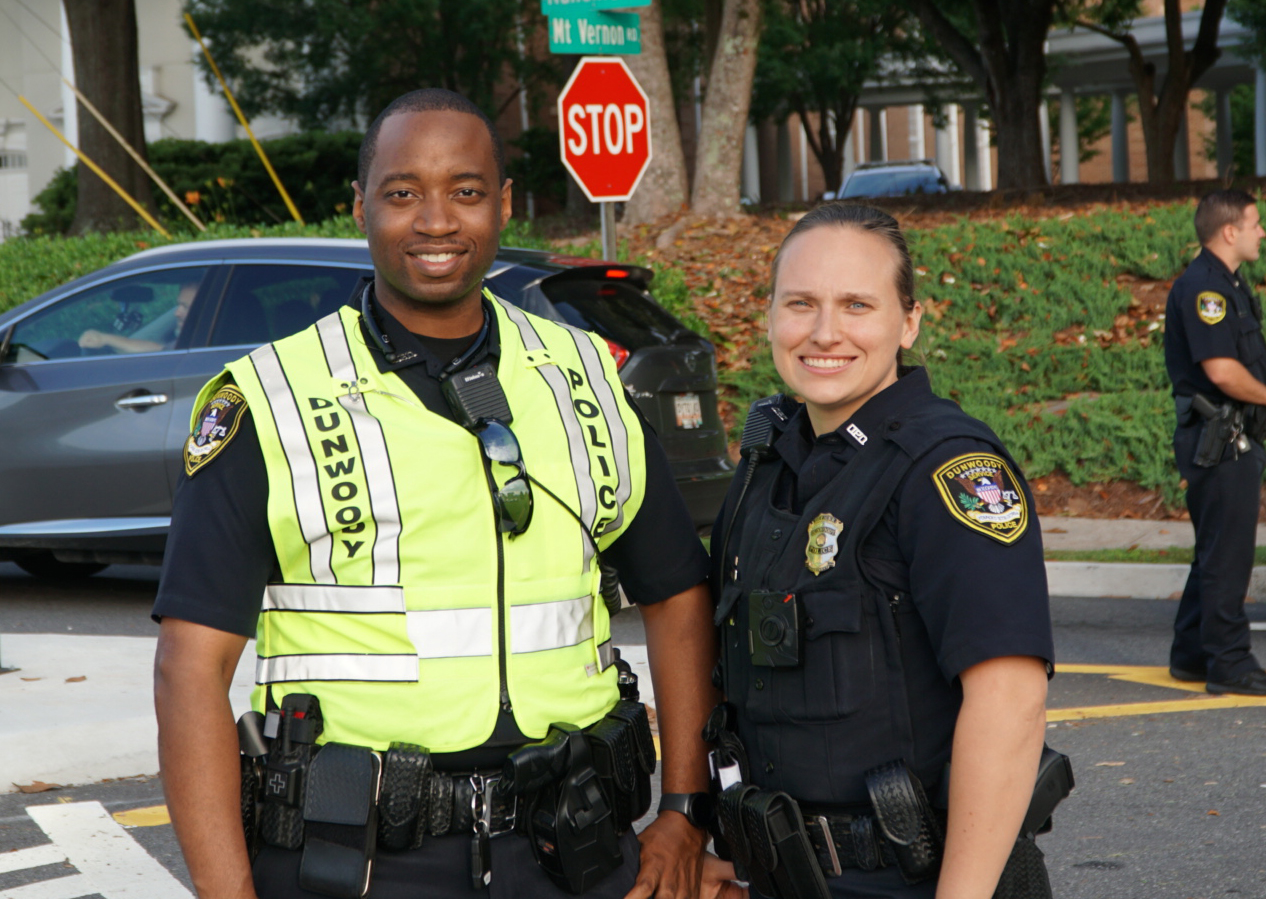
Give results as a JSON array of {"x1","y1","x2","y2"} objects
[
  {"x1": 515, "y1": 723, "x2": 625, "y2": 895},
  {"x1": 992, "y1": 837, "x2": 1053, "y2": 899}
]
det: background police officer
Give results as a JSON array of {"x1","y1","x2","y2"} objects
[
  {"x1": 1165, "y1": 189, "x2": 1266, "y2": 696},
  {"x1": 153, "y1": 89, "x2": 717, "y2": 899}
]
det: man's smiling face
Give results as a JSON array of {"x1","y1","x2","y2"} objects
[{"x1": 352, "y1": 109, "x2": 512, "y2": 315}]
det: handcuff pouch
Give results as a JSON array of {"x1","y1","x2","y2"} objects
[{"x1": 864, "y1": 760, "x2": 943, "y2": 885}]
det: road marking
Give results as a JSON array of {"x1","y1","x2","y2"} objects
[
  {"x1": 0, "y1": 843, "x2": 67, "y2": 875},
  {"x1": 0, "y1": 874, "x2": 95, "y2": 899},
  {"x1": 111, "y1": 805, "x2": 171, "y2": 828},
  {"x1": 1051, "y1": 664, "x2": 1266, "y2": 720},
  {"x1": 1250, "y1": 622, "x2": 1266, "y2": 631},
  {"x1": 26, "y1": 801, "x2": 193, "y2": 898}
]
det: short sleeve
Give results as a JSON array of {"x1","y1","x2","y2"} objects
[
  {"x1": 1177, "y1": 284, "x2": 1238, "y2": 363},
  {"x1": 897, "y1": 437, "x2": 1054, "y2": 681},
  {"x1": 601, "y1": 415, "x2": 710, "y2": 606},
  {"x1": 152, "y1": 403, "x2": 276, "y2": 637}
]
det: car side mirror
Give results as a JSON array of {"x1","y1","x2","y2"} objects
[{"x1": 0, "y1": 324, "x2": 13, "y2": 366}]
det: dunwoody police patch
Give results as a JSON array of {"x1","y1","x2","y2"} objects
[
  {"x1": 931, "y1": 453, "x2": 1028, "y2": 545},
  {"x1": 805, "y1": 513, "x2": 844, "y2": 575},
  {"x1": 1197, "y1": 291, "x2": 1227, "y2": 325},
  {"x1": 184, "y1": 386, "x2": 247, "y2": 476}
]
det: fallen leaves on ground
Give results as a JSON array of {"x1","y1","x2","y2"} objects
[
  {"x1": 15, "y1": 781, "x2": 61, "y2": 793},
  {"x1": 65, "y1": 675, "x2": 86, "y2": 683}
]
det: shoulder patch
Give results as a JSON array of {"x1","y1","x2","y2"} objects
[
  {"x1": 931, "y1": 453, "x2": 1028, "y2": 545},
  {"x1": 184, "y1": 385, "x2": 247, "y2": 477},
  {"x1": 1197, "y1": 291, "x2": 1227, "y2": 325}
]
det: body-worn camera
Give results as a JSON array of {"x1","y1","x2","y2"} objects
[{"x1": 748, "y1": 591, "x2": 802, "y2": 668}]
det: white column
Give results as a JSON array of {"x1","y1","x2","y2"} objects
[
  {"x1": 1215, "y1": 88, "x2": 1233, "y2": 178},
  {"x1": 907, "y1": 104, "x2": 925, "y2": 160},
  {"x1": 974, "y1": 107, "x2": 992, "y2": 191},
  {"x1": 962, "y1": 103, "x2": 980, "y2": 191},
  {"x1": 192, "y1": 43, "x2": 236, "y2": 142},
  {"x1": 843, "y1": 128, "x2": 856, "y2": 182},
  {"x1": 1173, "y1": 107, "x2": 1190, "y2": 181},
  {"x1": 934, "y1": 105, "x2": 961, "y2": 186},
  {"x1": 1059, "y1": 88, "x2": 1079, "y2": 185},
  {"x1": 741, "y1": 122, "x2": 760, "y2": 204},
  {"x1": 1111, "y1": 91, "x2": 1129, "y2": 183},
  {"x1": 1255, "y1": 67, "x2": 1266, "y2": 177},
  {"x1": 799, "y1": 117, "x2": 809, "y2": 202},
  {"x1": 1039, "y1": 99, "x2": 1052, "y2": 184},
  {"x1": 59, "y1": 3, "x2": 77, "y2": 168},
  {"x1": 868, "y1": 107, "x2": 886, "y2": 162}
]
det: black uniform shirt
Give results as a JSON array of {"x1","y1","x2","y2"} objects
[
  {"x1": 153, "y1": 289, "x2": 708, "y2": 766},
  {"x1": 714, "y1": 369, "x2": 1053, "y2": 785},
  {"x1": 1164, "y1": 247, "x2": 1266, "y2": 403}
]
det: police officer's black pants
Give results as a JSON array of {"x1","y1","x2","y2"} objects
[
  {"x1": 749, "y1": 867, "x2": 936, "y2": 899},
  {"x1": 252, "y1": 829, "x2": 640, "y2": 899},
  {"x1": 1171, "y1": 425, "x2": 1265, "y2": 682}
]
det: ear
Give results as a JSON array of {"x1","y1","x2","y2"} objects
[
  {"x1": 901, "y1": 301, "x2": 923, "y2": 350},
  {"x1": 499, "y1": 178, "x2": 514, "y2": 230},
  {"x1": 351, "y1": 180, "x2": 367, "y2": 235}
]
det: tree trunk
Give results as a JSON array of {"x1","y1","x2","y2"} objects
[
  {"x1": 1129, "y1": 0, "x2": 1226, "y2": 183},
  {"x1": 907, "y1": 0, "x2": 1053, "y2": 191},
  {"x1": 991, "y1": 71, "x2": 1049, "y2": 190},
  {"x1": 690, "y1": 0, "x2": 762, "y2": 217},
  {"x1": 64, "y1": 0, "x2": 155, "y2": 234},
  {"x1": 623, "y1": 0, "x2": 688, "y2": 225}
]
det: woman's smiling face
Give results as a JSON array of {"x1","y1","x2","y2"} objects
[{"x1": 768, "y1": 225, "x2": 922, "y2": 436}]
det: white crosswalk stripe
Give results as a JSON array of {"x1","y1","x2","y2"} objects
[
  {"x1": 19, "y1": 801, "x2": 193, "y2": 898},
  {"x1": 0, "y1": 843, "x2": 67, "y2": 875},
  {"x1": 0, "y1": 874, "x2": 95, "y2": 899}
]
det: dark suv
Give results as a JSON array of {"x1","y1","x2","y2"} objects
[{"x1": 0, "y1": 238, "x2": 732, "y2": 578}]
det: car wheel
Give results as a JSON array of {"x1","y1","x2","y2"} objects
[{"x1": 14, "y1": 552, "x2": 108, "y2": 580}]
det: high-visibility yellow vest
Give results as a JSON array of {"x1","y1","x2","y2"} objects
[{"x1": 192, "y1": 292, "x2": 646, "y2": 752}]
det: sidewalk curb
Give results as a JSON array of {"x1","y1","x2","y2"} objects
[{"x1": 1046, "y1": 561, "x2": 1266, "y2": 600}]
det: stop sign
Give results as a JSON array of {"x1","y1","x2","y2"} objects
[{"x1": 557, "y1": 56, "x2": 652, "y2": 203}]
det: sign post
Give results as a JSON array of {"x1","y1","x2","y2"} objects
[{"x1": 557, "y1": 56, "x2": 652, "y2": 262}]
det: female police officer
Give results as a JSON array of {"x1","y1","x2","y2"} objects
[{"x1": 702, "y1": 204, "x2": 1054, "y2": 899}]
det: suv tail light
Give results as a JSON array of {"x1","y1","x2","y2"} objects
[{"x1": 605, "y1": 339, "x2": 630, "y2": 369}]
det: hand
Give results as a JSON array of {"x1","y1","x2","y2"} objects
[
  {"x1": 78, "y1": 329, "x2": 108, "y2": 348},
  {"x1": 623, "y1": 812, "x2": 709, "y2": 899},
  {"x1": 701, "y1": 853, "x2": 747, "y2": 899}
]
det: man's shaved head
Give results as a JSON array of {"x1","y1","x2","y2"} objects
[{"x1": 358, "y1": 88, "x2": 506, "y2": 187}]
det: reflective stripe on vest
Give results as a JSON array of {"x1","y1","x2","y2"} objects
[{"x1": 257, "y1": 653, "x2": 419, "y2": 683}]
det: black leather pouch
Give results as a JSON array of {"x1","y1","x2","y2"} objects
[
  {"x1": 299, "y1": 742, "x2": 382, "y2": 899},
  {"x1": 864, "y1": 760, "x2": 944, "y2": 885},
  {"x1": 376, "y1": 742, "x2": 431, "y2": 851},
  {"x1": 740, "y1": 789, "x2": 830, "y2": 899}
]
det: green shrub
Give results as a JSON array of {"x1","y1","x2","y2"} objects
[{"x1": 21, "y1": 132, "x2": 365, "y2": 236}]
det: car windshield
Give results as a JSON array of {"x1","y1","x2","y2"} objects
[{"x1": 842, "y1": 169, "x2": 944, "y2": 198}]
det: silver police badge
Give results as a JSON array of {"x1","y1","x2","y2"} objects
[{"x1": 805, "y1": 513, "x2": 844, "y2": 575}]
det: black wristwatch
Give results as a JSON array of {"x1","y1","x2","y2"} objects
[{"x1": 657, "y1": 792, "x2": 714, "y2": 829}]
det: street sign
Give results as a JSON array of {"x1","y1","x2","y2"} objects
[
  {"x1": 541, "y1": 0, "x2": 649, "y2": 11},
  {"x1": 548, "y1": 9, "x2": 641, "y2": 54},
  {"x1": 557, "y1": 56, "x2": 652, "y2": 203}
]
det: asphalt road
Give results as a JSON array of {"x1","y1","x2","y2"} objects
[{"x1": 3, "y1": 563, "x2": 1266, "y2": 898}]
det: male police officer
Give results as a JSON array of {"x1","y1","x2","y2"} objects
[
  {"x1": 154, "y1": 90, "x2": 716, "y2": 899},
  {"x1": 1165, "y1": 189, "x2": 1266, "y2": 696}
]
